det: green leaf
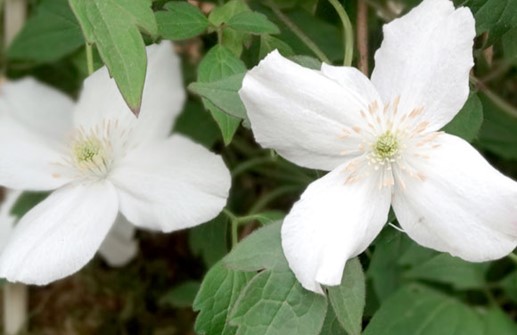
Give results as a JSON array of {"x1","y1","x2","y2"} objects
[
  {"x1": 208, "y1": 0, "x2": 250, "y2": 26},
  {"x1": 227, "y1": 11, "x2": 280, "y2": 35},
  {"x1": 230, "y1": 270, "x2": 328, "y2": 335},
  {"x1": 289, "y1": 55, "x2": 321, "y2": 70},
  {"x1": 367, "y1": 229, "x2": 412, "y2": 302},
  {"x1": 189, "y1": 73, "x2": 247, "y2": 120},
  {"x1": 320, "y1": 307, "x2": 347, "y2": 335},
  {"x1": 8, "y1": 0, "x2": 84, "y2": 63},
  {"x1": 11, "y1": 192, "x2": 48, "y2": 218},
  {"x1": 478, "y1": 93, "x2": 517, "y2": 160},
  {"x1": 68, "y1": 0, "x2": 158, "y2": 113},
  {"x1": 156, "y1": 1, "x2": 209, "y2": 40},
  {"x1": 465, "y1": 0, "x2": 517, "y2": 44},
  {"x1": 499, "y1": 271, "x2": 517, "y2": 303},
  {"x1": 443, "y1": 93, "x2": 483, "y2": 142},
  {"x1": 259, "y1": 35, "x2": 294, "y2": 59},
  {"x1": 404, "y1": 253, "x2": 489, "y2": 290},
  {"x1": 502, "y1": 27, "x2": 517, "y2": 64},
  {"x1": 197, "y1": 45, "x2": 247, "y2": 144},
  {"x1": 189, "y1": 213, "x2": 229, "y2": 267},
  {"x1": 327, "y1": 258, "x2": 365, "y2": 335},
  {"x1": 174, "y1": 100, "x2": 221, "y2": 148},
  {"x1": 364, "y1": 285, "x2": 484, "y2": 335},
  {"x1": 193, "y1": 261, "x2": 254, "y2": 335},
  {"x1": 224, "y1": 221, "x2": 288, "y2": 272},
  {"x1": 481, "y1": 307, "x2": 517, "y2": 335},
  {"x1": 160, "y1": 280, "x2": 201, "y2": 308}
]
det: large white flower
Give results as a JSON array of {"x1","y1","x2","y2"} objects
[
  {"x1": 0, "y1": 42, "x2": 231, "y2": 285},
  {"x1": 239, "y1": 0, "x2": 517, "y2": 293}
]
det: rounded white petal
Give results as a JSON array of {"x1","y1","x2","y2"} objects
[
  {"x1": 98, "y1": 215, "x2": 138, "y2": 267},
  {"x1": 371, "y1": 0, "x2": 475, "y2": 131},
  {"x1": 282, "y1": 161, "x2": 391, "y2": 293},
  {"x1": 0, "y1": 190, "x2": 23, "y2": 251},
  {"x1": 239, "y1": 51, "x2": 380, "y2": 171},
  {"x1": 110, "y1": 135, "x2": 230, "y2": 232},
  {"x1": 393, "y1": 133, "x2": 517, "y2": 262},
  {"x1": 0, "y1": 79, "x2": 72, "y2": 191},
  {"x1": 0, "y1": 182, "x2": 119, "y2": 285},
  {"x1": 0, "y1": 78, "x2": 74, "y2": 141},
  {"x1": 73, "y1": 41, "x2": 186, "y2": 142}
]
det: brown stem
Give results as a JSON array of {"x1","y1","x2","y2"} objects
[{"x1": 357, "y1": 0, "x2": 369, "y2": 75}]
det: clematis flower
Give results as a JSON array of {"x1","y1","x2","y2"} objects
[
  {"x1": 0, "y1": 42, "x2": 231, "y2": 285},
  {"x1": 239, "y1": 0, "x2": 517, "y2": 293}
]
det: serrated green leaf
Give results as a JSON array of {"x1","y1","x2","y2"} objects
[
  {"x1": 364, "y1": 285, "x2": 484, "y2": 335},
  {"x1": 156, "y1": 1, "x2": 209, "y2": 40},
  {"x1": 209, "y1": 0, "x2": 250, "y2": 26},
  {"x1": 8, "y1": 0, "x2": 84, "y2": 63},
  {"x1": 193, "y1": 262, "x2": 254, "y2": 335},
  {"x1": 320, "y1": 307, "x2": 347, "y2": 335},
  {"x1": 174, "y1": 100, "x2": 221, "y2": 148},
  {"x1": 227, "y1": 11, "x2": 280, "y2": 35},
  {"x1": 327, "y1": 258, "x2": 365, "y2": 335},
  {"x1": 404, "y1": 253, "x2": 489, "y2": 290},
  {"x1": 367, "y1": 229, "x2": 412, "y2": 302},
  {"x1": 189, "y1": 73, "x2": 247, "y2": 120},
  {"x1": 465, "y1": 0, "x2": 517, "y2": 44},
  {"x1": 443, "y1": 93, "x2": 483, "y2": 142},
  {"x1": 197, "y1": 45, "x2": 246, "y2": 144},
  {"x1": 160, "y1": 280, "x2": 200, "y2": 308},
  {"x1": 230, "y1": 270, "x2": 328, "y2": 335},
  {"x1": 290, "y1": 55, "x2": 321, "y2": 69},
  {"x1": 224, "y1": 221, "x2": 288, "y2": 272},
  {"x1": 68, "y1": 0, "x2": 158, "y2": 113},
  {"x1": 259, "y1": 35, "x2": 294, "y2": 59},
  {"x1": 189, "y1": 213, "x2": 228, "y2": 267}
]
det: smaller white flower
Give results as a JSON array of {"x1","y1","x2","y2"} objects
[
  {"x1": 239, "y1": 0, "x2": 517, "y2": 293},
  {"x1": 0, "y1": 42, "x2": 231, "y2": 285}
]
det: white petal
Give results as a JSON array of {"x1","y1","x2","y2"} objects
[
  {"x1": 110, "y1": 135, "x2": 230, "y2": 232},
  {"x1": 73, "y1": 41, "x2": 186, "y2": 142},
  {"x1": 0, "y1": 190, "x2": 23, "y2": 252},
  {"x1": 281, "y1": 160, "x2": 391, "y2": 293},
  {"x1": 393, "y1": 133, "x2": 517, "y2": 262},
  {"x1": 0, "y1": 182, "x2": 119, "y2": 285},
  {"x1": 0, "y1": 80, "x2": 72, "y2": 191},
  {"x1": 371, "y1": 0, "x2": 475, "y2": 131},
  {"x1": 0, "y1": 78, "x2": 74, "y2": 142},
  {"x1": 239, "y1": 51, "x2": 380, "y2": 171},
  {"x1": 98, "y1": 215, "x2": 138, "y2": 267}
]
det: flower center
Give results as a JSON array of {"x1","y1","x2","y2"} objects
[
  {"x1": 373, "y1": 131, "x2": 399, "y2": 160},
  {"x1": 70, "y1": 129, "x2": 113, "y2": 178}
]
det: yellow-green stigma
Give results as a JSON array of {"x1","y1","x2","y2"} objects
[
  {"x1": 74, "y1": 137, "x2": 102, "y2": 164},
  {"x1": 374, "y1": 131, "x2": 399, "y2": 160}
]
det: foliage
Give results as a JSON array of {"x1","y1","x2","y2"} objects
[{"x1": 3, "y1": 0, "x2": 517, "y2": 333}]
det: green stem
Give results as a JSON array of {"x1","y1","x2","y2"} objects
[
  {"x1": 470, "y1": 75, "x2": 517, "y2": 119},
  {"x1": 328, "y1": 0, "x2": 354, "y2": 66},
  {"x1": 85, "y1": 43, "x2": 94, "y2": 76},
  {"x1": 249, "y1": 185, "x2": 303, "y2": 214},
  {"x1": 223, "y1": 209, "x2": 240, "y2": 248},
  {"x1": 232, "y1": 156, "x2": 276, "y2": 178},
  {"x1": 267, "y1": 1, "x2": 331, "y2": 64}
]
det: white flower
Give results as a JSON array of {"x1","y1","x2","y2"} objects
[
  {"x1": 0, "y1": 42, "x2": 231, "y2": 285},
  {"x1": 239, "y1": 0, "x2": 517, "y2": 293}
]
